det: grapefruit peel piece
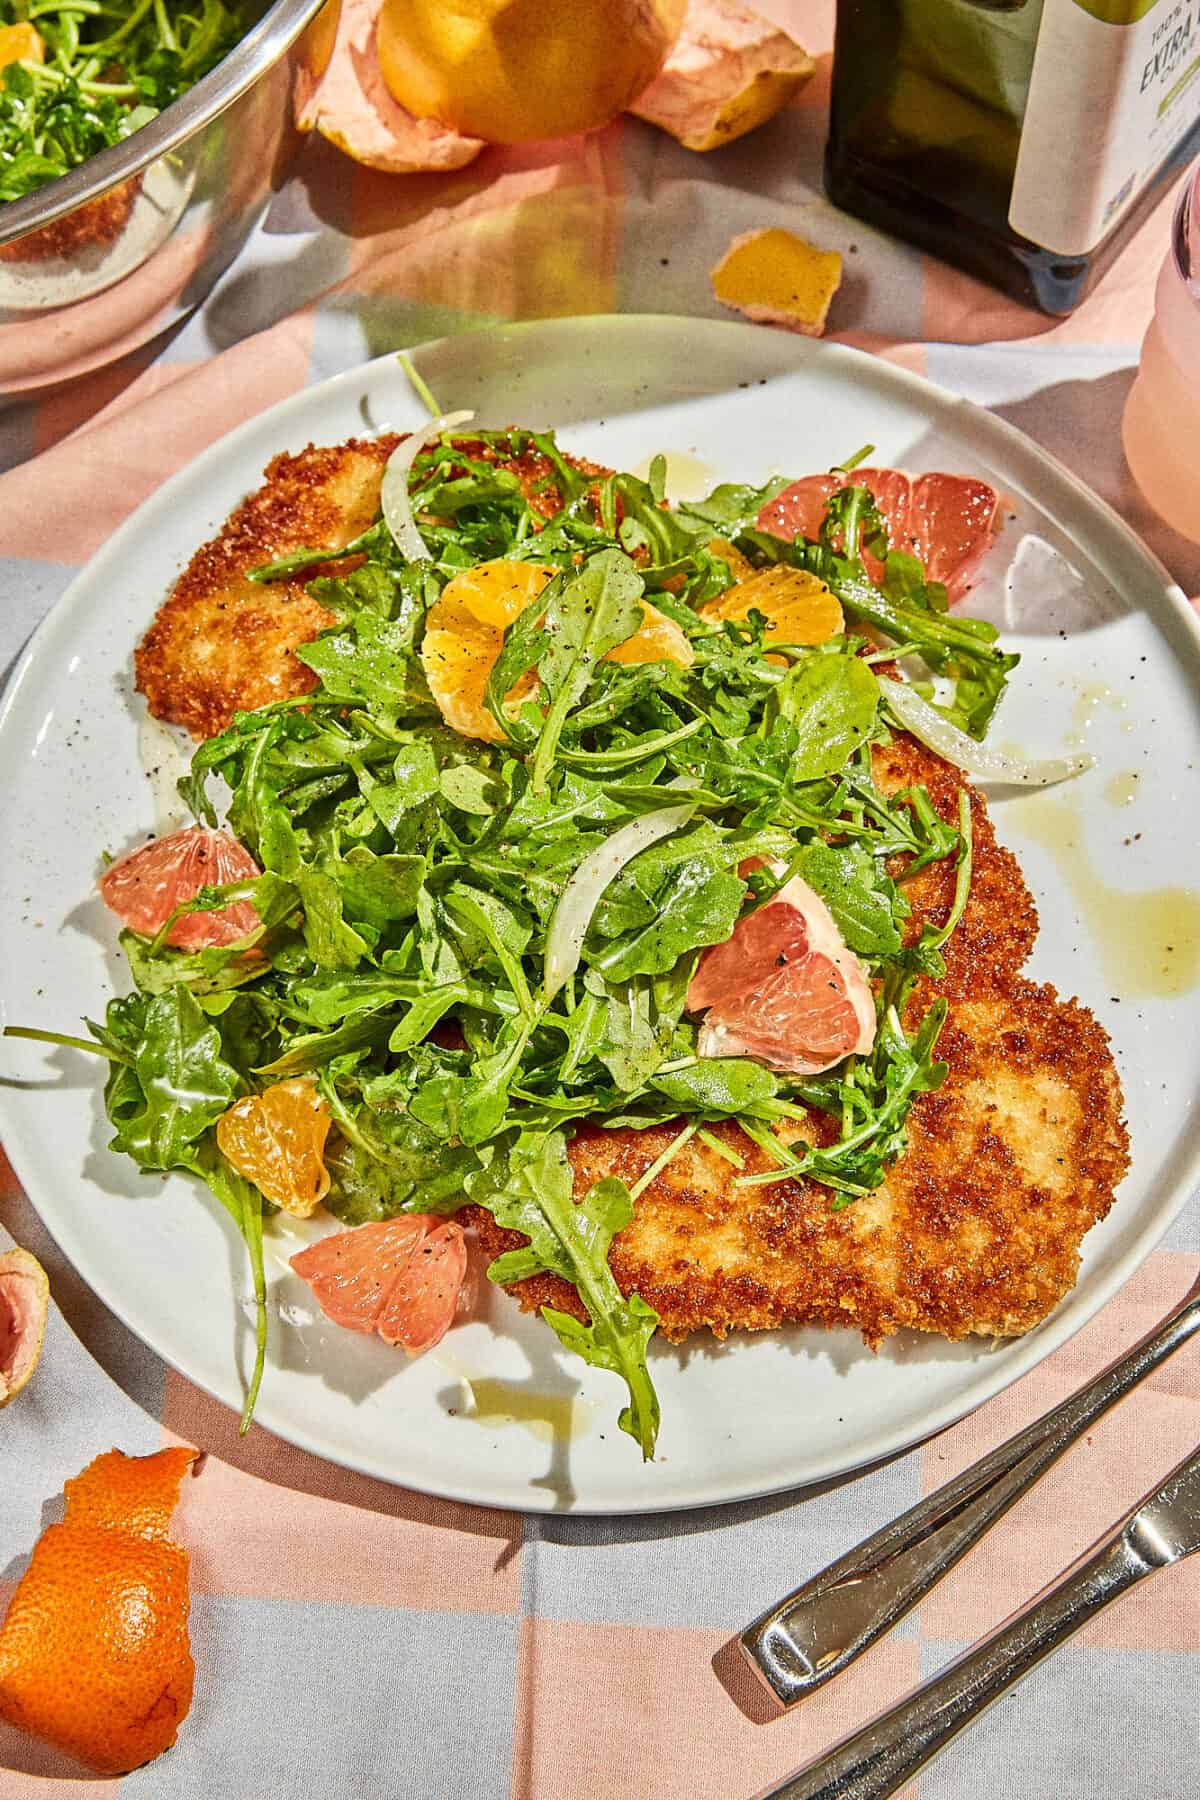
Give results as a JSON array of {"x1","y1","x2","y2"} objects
[
  {"x1": 0, "y1": 1247, "x2": 50, "y2": 1407},
  {"x1": 631, "y1": 0, "x2": 815, "y2": 152},
  {"x1": 294, "y1": 0, "x2": 485, "y2": 173},
  {"x1": 711, "y1": 227, "x2": 842, "y2": 336}
]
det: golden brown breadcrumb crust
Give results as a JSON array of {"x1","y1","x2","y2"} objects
[
  {"x1": 464, "y1": 738, "x2": 1129, "y2": 1346},
  {"x1": 134, "y1": 435, "x2": 1129, "y2": 1348},
  {"x1": 135, "y1": 435, "x2": 609, "y2": 739},
  {"x1": 466, "y1": 971, "x2": 1126, "y2": 1345}
]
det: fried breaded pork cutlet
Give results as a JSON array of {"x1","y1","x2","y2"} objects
[
  {"x1": 467, "y1": 741, "x2": 1129, "y2": 1346},
  {"x1": 135, "y1": 435, "x2": 606, "y2": 740},
  {"x1": 135, "y1": 434, "x2": 1129, "y2": 1348}
]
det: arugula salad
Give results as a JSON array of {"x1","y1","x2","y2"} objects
[
  {"x1": 0, "y1": 0, "x2": 263, "y2": 203},
  {"x1": 15, "y1": 404, "x2": 1081, "y2": 1463}
]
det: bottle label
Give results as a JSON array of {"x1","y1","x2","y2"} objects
[{"x1": 1010, "y1": 0, "x2": 1200, "y2": 255}]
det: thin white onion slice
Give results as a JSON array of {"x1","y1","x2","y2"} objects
[
  {"x1": 380, "y1": 409, "x2": 476, "y2": 562},
  {"x1": 883, "y1": 677, "x2": 1093, "y2": 788},
  {"x1": 544, "y1": 802, "x2": 698, "y2": 1001}
]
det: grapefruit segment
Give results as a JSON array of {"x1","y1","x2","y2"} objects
[
  {"x1": 376, "y1": 1221, "x2": 469, "y2": 1354},
  {"x1": 756, "y1": 468, "x2": 999, "y2": 602},
  {"x1": 687, "y1": 868, "x2": 875, "y2": 1074},
  {"x1": 290, "y1": 1216, "x2": 469, "y2": 1357},
  {"x1": 99, "y1": 826, "x2": 261, "y2": 950}
]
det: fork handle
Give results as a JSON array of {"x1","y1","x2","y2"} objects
[
  {"x1": 741, "y1": 1289, "x2": 1200, "y2": 1706},
  {"x1": 755, "y1": 1523, "x2": 1156, "y2": 1800}
]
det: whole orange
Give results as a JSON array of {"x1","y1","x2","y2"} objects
[
  {"x1": 0, "y1": 1447, "x2": 197, "y2": 1776},
  {"x1": 376, "y1": 0, "x2": 688, "y2": 144}
]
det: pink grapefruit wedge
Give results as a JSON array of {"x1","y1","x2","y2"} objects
[
  {"x1": 756, "y1": 468, "x2": 1000, "y2": 602},
  {"x1": 99, "y1": 826, "x2": 261, "y2": 950},
  {"x1": 687, "y1": 870, "x2": 875, "y2": 1074},
  {"x1": 290, "y1": 1217, "x2": 469, "y2": 1357}
]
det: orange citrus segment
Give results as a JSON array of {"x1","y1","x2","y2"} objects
[
  {"x1": 0, "y1": 1447, "x2": 197, "y2": 1776},
  {"x1": 701, "y1": 565, "x2": 843, "y2": 646},
  {"x1": 707, "y1": 536, "x2": 756, "y2": 583},
  {"x1": 216, "y1": 1076, "x2": 332, "y2": 1218},
  {"x1": 421, "y1": 559, "x2": 554, "y2": 744},
  {"x1": 604, "y1": 601, "x2": 695, "y2": 668},
  {"x1": 0, "y1": 23, "x2": 44, "y2": 71},
  {"x1": 421, "y1": 557, "x2": 695, "y2": 742}
]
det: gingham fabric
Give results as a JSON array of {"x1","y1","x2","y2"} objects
[{"x1": 2, "y1": 5, "x2": 1198, "y2": 1796}]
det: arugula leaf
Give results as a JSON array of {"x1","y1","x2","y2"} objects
[
  {"x1": 469, "y1": 1132, "x2": 660, "y2": 1457},
  {"x1": 771, "y1": 651, "x2": 880, "y2": 782},
  {"x1": 530, "y1": 550, "x2": 647, "y2": 791},
  {"x1": 798, "y1": 842, "x2": 902, "y2": 958},
  {"x1": 590, "y1": 856, "x2": 742, "y2": 981},
  {"x1": 104, "y1": 990, "x2": 241, "y2": 1171}
]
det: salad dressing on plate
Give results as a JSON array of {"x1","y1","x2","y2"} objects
[{"x1": 1007, "y1": 792, "x2": 1200, "y2": 999}]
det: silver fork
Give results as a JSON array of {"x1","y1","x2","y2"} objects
[
  {"x1": 742, "y1": 1271, "x2": 1200, "y2": 1707},
  {"x1": 753, "y1": 1439, "x2": 1200, "y2": 1800}
]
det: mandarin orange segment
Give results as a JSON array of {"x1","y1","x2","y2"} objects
[
  {"x1": 421, "y1": 557, "x2": 694, "y2": 741},
  {"x1": 706, "y1": 536, "x2": 756, "y2": 584},
  {"x1": 0, "y1": 1447, "x2": 197, "y2": 1776},
  {"x1": 0, "y1": 23, "x2": 44, "y2": 70},
  {"x1": 216, "y1": 1075, "x2": 332, "y2": 1218},
  {"x1": 421, "y1": 559, "x2": 554, "y2": 743},
  {"x1": 604, "y1": 599, "x2": 695, "y2": 669},
  {"x1": 701, "y1": 565, "x2": 843, "y2": 645}
]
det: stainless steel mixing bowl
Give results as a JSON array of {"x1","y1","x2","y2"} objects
[{"x1": 0, "y1": 0, "x2": 339, "y2": 394}]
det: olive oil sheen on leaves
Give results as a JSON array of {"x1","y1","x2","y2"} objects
[{"x1": 827, "y1": 1, "x2": 1200, "y2": 313}]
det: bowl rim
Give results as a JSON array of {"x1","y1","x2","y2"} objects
[{"x1": 0, "y1": 0, "x2": 330, "y2": 248}]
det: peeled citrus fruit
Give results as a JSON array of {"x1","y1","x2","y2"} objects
[
  {"x1": 0, "y1": 1246, "x2": 49, "y2": 1408},
  {"x1": 421, "y1": 558, "x2": 695, "y2": 743},
  {"x1": 99, "y1": 825, "x2": 261, "y2": 950},
  {"x1": 376, "y1": 0, "x2": 688, "y2": 144},
  {"x1": 757, "y1": 469, "x2": 1000, "y2": 602},
  {"x1": 290, "y1": 1216, "x2": 469, "y2": 1355},
  {"x1": 701, "y1": 565, "x2": 843, "y2": 647},
  {"x1": 217, "y1": 1077, "x2": 332, "y2": 1218},
  {"x1": 0, "y1": 1446, "x2": 197, "y2": 1775}
]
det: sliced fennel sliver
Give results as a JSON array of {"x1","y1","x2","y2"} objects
[
  {"x1": 883, "y1": 677, "x2": 1093, "y2": 788},
  {"x1": 381, "y1": 409, "x2": 476, "y2": 562},
  {"x1": 544, "y1": 802, "x2": 698, "y2": 1002}
]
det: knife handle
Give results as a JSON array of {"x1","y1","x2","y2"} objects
[
  {"x1": 741, "y1": 1284, "x2": 1200, "y2": 1707},
  {"x1": 754, "y1": 1460, "x2": 1191, "y2": 1800}
]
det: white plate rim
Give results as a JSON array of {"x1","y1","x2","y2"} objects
[{"x1": 1, "y1": 314, "x2": 1198, "y2": 1515}]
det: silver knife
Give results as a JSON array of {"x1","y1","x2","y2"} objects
[
  {"x1": 742, "y1": 1271, "x2": 1200, "y2": 1707},
  {"x1": 753, "y1": 1439, "x2": 1200, "y2": 1800}
]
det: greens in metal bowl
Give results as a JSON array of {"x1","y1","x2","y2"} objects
[{"x1": 0, "y1": 0, "x2": 263, "y2": 203}]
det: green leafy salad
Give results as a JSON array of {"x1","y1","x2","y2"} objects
[
  {"x1": 0, "y1": 0, "x2": 264, "y2": 204},
  {"x1": 15, "y1": 404, "x2": 1074, "y2": 1463}
]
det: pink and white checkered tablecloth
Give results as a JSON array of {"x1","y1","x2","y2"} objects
[{"x1": 2, "y1": 5, "x2": 1198, "y2": 1796}]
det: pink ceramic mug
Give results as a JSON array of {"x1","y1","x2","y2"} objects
[{"x1": 1123, "y1": 164, "x2": 1200, "y2": 546}]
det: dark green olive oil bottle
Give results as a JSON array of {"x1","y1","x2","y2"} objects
[{"x1": 826, "y1": 0, "x2": 1200, "y2": 313}]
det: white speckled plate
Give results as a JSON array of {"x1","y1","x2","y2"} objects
[{"x1": 2, "y1": 316, "x2": 1199, "y2": 1513}]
